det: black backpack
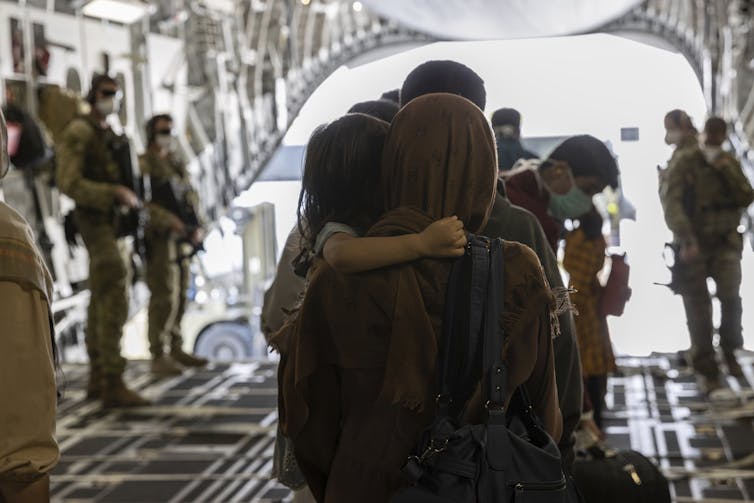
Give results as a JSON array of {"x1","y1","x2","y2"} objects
[{"x1": 391, "y1": 235, "x2": 566, "y2": 502}]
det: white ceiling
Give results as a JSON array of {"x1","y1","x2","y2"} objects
[{"x1": 360, "y1": 0, "x2": 642, "y2": 40}]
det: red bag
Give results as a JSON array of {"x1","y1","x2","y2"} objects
[
  {"x1": 6, "y1": 121, "x2": 22, "y2": 157},
  {"x1": 601, "y1": 253, "x2": 631, "y2": 317}
]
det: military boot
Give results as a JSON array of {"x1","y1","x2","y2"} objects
[
  {"x1": 171, "y1": 347, "x2": 208, "y2": 368},
  {"x1": 151, "y1": 354, "x2": 183, "y2": 377},
  {"x1": 724, "y1": 353, "x2": 745, "y2": 378},
  {"x1": 86, "y1": 366, "x2": 102, "y2": 400},
  {"x1": 101, "y1": 375, "x2": 151, "y2": 408}
]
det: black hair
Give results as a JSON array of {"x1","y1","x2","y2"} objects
[
  {"x1": 400, "y1": 60, "x2": 486, "y2": 110},
  {"x1": 704, "y1": 116, "x2": 727, "y2": 136},
  {"x1": 577, "y1": 205, "x2": 603, "y2": 240},
  {"x1": 297, "y1": 113, "x2": 390, "y2": 248},
  {"x1": 347, "y1": 99, "x2": 399, "y2": 123},
  {"x1": 86, "y1": 73, "x2": 119, "y2": 105},
  {"x1": 380, "y1": 89, "x2": 400, "y2": 104},
  {"x1": 665, "y1": 109, "x2": 698, "y2": 134},
  {"x1": 146, "y1": 113, "x2": 174, "y2": 144},
  {"x1": 549, "y1": 135, "x2": 619, "y2": 189},
  {"x1": 491, "y1": 108, "x2": 521, "y2": 129}
]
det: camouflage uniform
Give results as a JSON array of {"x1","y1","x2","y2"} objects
[
  {"x1": 660, "y1": 139, "x2": 754, "y2": 378},
  {"x1": 56, "y1": 116, "x2": 129, "y2": 379},
  {"x1": 139, "y1": 151, "x2": 200, "y2": 358}
]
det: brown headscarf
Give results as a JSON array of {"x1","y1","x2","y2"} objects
[
  {"x1": 380, "y1": 93, "x2": 497, "y2": 232},
  {"x1": 372, "y1": 93, "x2": 497, "y2": 410}
]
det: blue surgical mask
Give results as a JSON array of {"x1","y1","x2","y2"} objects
[{"x1": 548, "y1": 185, "x2": 593, "y2": 220}]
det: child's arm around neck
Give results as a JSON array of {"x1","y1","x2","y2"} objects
[{"x1": 323, "y1": 216, "x2": 466, "y2": 274}]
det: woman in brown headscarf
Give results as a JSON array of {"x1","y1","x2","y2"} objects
[{"x1": 278, "y1": 93, "x2": 561, "y2": 502}]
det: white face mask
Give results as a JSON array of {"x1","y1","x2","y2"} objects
[
  {"x1": 494, "y1": 125, "x2": 519, "y2": 138},
  {"x1": 156, "y1": 134, "x2": 174, "y2": 151},
  {"x1": 702, "y1": 146, "x2": 723, "y2": 164},
  {"x1": 664, "y1": 130, "x2": 682, "y2": 146},
  {"x1": 96, "y1": 98, "x2": 120, "y2": 117}
]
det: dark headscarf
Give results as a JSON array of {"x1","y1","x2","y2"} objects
[
  {"x1": 549, "y1": 134, "x2": 619, "y2": 189},
  {"x1": 372, "y1": 93, "x2": 497, "y2": 409},
  {"x1": 381, "y1": 93, "x2": 496, "y2": 232}
]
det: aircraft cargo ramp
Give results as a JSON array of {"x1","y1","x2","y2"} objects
[{"x1": 51, "y1": 355, "x2": 754, "y2": 502}]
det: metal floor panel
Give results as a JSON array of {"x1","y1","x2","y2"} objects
[{"x1": 51, "y1": 355, "x2": 754, "y2": 502}]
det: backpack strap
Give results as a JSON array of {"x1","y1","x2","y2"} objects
[
  {"x1": 484, "y1": 238, "x2": 508, "y2": 423},
  {"x1": 435, "y1": 235, "x2": 509, "y2": 422},
  {"x1": 436, "y1": 234, "x2": 489, "y2": 419}
]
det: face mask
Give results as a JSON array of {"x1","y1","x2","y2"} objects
[
  {"x1": 665, "y1": 130, "x2": 682, "y2": 146},
  {"x1": 548, "y1": 185, "x2": 593, "y2": 220},
  {"x1": 96, "y1": 98, "x2": 119, "y2": 116},
  {"x1": 494, "y1": 125, "x2": 518, "y2": 138},
  {"x1": 702, "y1": 146, "x2": 722, "y2": 164},
  {"x1": 156, "y1": 134, "x2": 174, "y2": 151}
]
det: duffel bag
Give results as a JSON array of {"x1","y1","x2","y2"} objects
[{"x1": 572, "y1": 449, "x2": 670, "y2": 503}]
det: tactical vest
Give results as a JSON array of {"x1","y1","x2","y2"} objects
[
  {"x1": 681, "y1": 150, "x2": 743, "y2": 242},
  {"x1": 71, "y1": 116, "x2": 122, "y2": 187}
]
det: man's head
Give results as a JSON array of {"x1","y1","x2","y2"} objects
[
  {"x1": 146, "y1": 113, "x2": 175, "y2": 150},
  {"x1": 703, "y1": 117, "x2": 727, "y2": 147},
  {"x1": 87, "y1": 74, "x2": 121, "y2": 118},
  {"x1": 0, "y1": 107, "x2": 8, "y2": 179},
  {"x1": 491, "y1": 108, "x2": 522, "y2": 138},
  {"x1": 348, "y1": 99, "x2": 399, "y2": 123},
  {"x1": 538, "y1": 135, "x2": 619, "y2": 219},
  {"x1": 400, "y1": 60, "x2": 486, "y2": 111}
]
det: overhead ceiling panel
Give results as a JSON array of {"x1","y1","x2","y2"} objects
[{"x1": 359, "y1": 0, "x2": 642, "y2": 40}]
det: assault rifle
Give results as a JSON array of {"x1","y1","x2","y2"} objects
[
  {"x1": 150, "y1": 176, "x2": 204, "y2": 261},
  {"x1": 108, "y1": 134, "x2": 147, "y2": 259}
]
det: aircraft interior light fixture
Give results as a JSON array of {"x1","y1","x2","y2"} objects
[
  {"x1": 301, "y1": 0, "x2": 311, "y2": 5},
  {"x1": 81, "y1": 0, "x2": 151, "y2": 24},
  {"x1": 352, "y1": 1, "x2": 363, "y2": 12},
  {"x1": 204, "y1": 0, "x2": 236, "y2": 13}
]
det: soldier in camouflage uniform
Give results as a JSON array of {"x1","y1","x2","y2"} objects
[
  {"x1": 660, "y1": 111, "x2": 754, "y2": 391},
  {"x1": 139, "y1": 114, "x2": 207, "y2": 376},
  {"x1": 56, "y1": 75, "x2": 149, "y2": 407}
]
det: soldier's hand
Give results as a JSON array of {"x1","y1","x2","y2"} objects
[
  {"x1": 680, "y1": 242, "x2": 700, "y2": 263},
  {"x1": 114, "y1": 185, "x2": 140, "y2": 209},
  {"x1": 169, "y1": 215, "x2": 186, "y2": 235}
]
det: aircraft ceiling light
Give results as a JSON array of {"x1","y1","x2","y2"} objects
[{"x1": 81, "y1": 0, "x2": 151, "y2": 24}]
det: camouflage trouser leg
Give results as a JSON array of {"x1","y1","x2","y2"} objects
[
  {"x1": 169, "y1": 258, "x2": 190, "y2": 351},
  {"x1": 78, "y1": 218, "x2": 128, "y2": 377},
  {"x1": 709, "y1": 250, "x2": 743, "y2": 356},
  {"x1": 85, "y1": 288, "x2": 100, "y2": 372},
  {"x1": 146, "y1": 235, "x2": 176, "y2": 358},
  {"x1": 677, "y1": 258, "x2": 717, "y2": 379}
]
